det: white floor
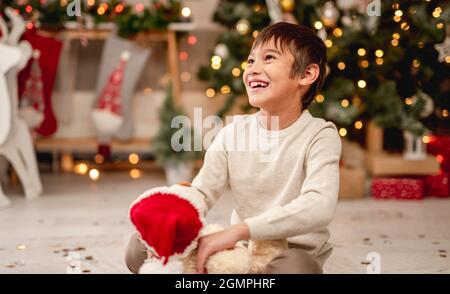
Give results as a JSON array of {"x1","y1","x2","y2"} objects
[{"x1": 0, "y1": 171, "x2": 449, "y2": 274}]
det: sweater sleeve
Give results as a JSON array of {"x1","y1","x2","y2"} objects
[
  {"x1": 190, "y1": 126, "x2": 230, "y2": 213},
  {"x1": 244, "y1": 125, "x2": 342, "y2": 240}
]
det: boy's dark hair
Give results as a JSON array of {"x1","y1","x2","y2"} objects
[{"x1": 251, "y1": 22, "x2": 327, "y2": 110}]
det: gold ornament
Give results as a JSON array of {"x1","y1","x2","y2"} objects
[
  {"x1": 236, "y1": 19, "x2": 250, "y2": 35},
  {"x1": 280, "y1": 0, "x2": 295, "y2": 13},
  {"x1": 322, "y1": 1, "x2": 340, "y2": 27}
]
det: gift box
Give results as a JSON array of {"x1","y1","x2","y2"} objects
[
  {"x1": 423, "y1": 172, "x2": 449, "y2": 198},
  {"x1": 371, "y1": 178, "x2": 424, "y2": 200},
  {"x1": 339, "y1": 167, "x2": 366, "y2": 199},
  {"x1": 427, "y1": 135, "x2": 450, "y2": 156},
  {"x1": 427, "y1": 135, "x2": 450, "y2": 172},
  {"x1": 365, "y1": 152, "x2": 439, "y2": 176}
]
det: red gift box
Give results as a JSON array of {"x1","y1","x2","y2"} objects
[
  {"x1": 424, "y1": 172, "x2": 449, "y2": 198},
  {"x1": 372, "y1": 178, "x2": 424, "y2": 200},
  {"x1": 427, "y1": 135, "x2": 450, "y2": 172}
]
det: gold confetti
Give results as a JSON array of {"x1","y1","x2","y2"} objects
[{"x1": 16, "y1": 244, "x2": 26, "y2": 251}]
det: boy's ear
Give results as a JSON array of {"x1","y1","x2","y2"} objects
[{"x1": 297, "y1": 64, "x2": 320, "y2": 86}]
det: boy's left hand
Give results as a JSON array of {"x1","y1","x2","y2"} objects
[{"x1": 196, "y1": 223, "x2": 250, "y2": 274}]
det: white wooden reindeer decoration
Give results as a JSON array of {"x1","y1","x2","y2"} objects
[{"x1": 0, "y1": 8, "x2": 42, "y2": 208}]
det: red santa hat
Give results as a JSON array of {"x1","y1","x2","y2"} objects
[{"x1": 129, "y1": 184, "x2": 207, "y2": 270}]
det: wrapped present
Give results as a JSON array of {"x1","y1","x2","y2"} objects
[
  {"x1": 371, "y1": 178, "x2": 424, "y2": 200},
  {"x1": 341, "y1": 139, "x2": 365, "y2": 169},
  {"x1": 427, "y1": 135, "x2": 450, "y2": 156},
  {"x1": 427, "y1": 135, "x2": 450, "y2": 172},
  {"x1": 424, "y1": 172, "x2": 449, "y2": 198},
  {"x1": 339, "y1": 167, "x2": 366, "y2": 199}
]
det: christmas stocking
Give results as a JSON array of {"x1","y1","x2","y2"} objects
[
  {"x1": 92, "y1": 51, "x2": 129, "y2": 140},
  {"x1": 19, "y1": 49, "x2": 45, "y2": 130},
  {"x1": 18, "y1": 29, "x2": 62, "y2": 137},
  {"x1": 93, "y1": 34, "x2": 151, "y2": 145}
]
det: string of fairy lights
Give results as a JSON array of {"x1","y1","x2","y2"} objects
[
  {"x1": 4, "y1": 0, "x2": 191, "y2": 36},
  {"x1": 72, "y1": 152, "x2": 143, "y2": 181},
  {"x1": 310, "y1": 2, "x2": 448, "y2": 138},
  {"x1": 200, "y1": 0, "x2": 448, "y2": 143}
]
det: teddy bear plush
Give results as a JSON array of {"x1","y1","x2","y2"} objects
[
  {"x1": 129, "y1": 184, "x2": 287, "y2": 274},
  {"x1": 155, "y1": 224, "x2": 252, "y2": 274},
  {"x1": 248, "y1": 240, "x2": 288, "y2": 274}
]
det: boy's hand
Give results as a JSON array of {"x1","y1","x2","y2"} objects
[{"x1": 196, "y1": 223, "x2": 250, "y2": 274}]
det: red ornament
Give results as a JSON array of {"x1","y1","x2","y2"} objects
[
  {"x1": 135, "y1": 3, "x2": 144, "y2": 13},
  {"x1": 115, "y1": 4, "x2": 124, "y2": 14},
  {"x1": 179, "y1": 51, "x2": 188, "y2": 61},
  {"x1": 187, "y1": 35, "x2": 197, "y2": 45}
]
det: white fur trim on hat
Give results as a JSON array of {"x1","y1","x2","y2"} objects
[{"x1": 139, "y1": 257, "x2": 184, "y2": 274}]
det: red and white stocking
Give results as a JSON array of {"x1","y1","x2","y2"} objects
[
  {"x1": 91, "y1": 51, "x2": 130, "y2": 156},
  {"x1": 19, "y1": 49, "x2": 45, "y2": 131},
  {"x1": 18, "y1": 29, "x2": 62, "y2": 137}
]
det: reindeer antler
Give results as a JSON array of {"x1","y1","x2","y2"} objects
[
  {"x1": 0, "y1": 15, "x2": 8, "y2": 44},
  {"x1": 5, "y1": 7, "x2": 25, "y2": 46}
]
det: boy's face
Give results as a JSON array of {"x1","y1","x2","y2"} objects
[{"x1": 243, "y1": 39, "x2": 301, "y2": 112}]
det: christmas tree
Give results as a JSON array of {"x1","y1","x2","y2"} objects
[
  {"x1": 152, "y1": 83, "x2": 201, "y2": 167},
  {"x1": 198, "y1": 0, "x2": 449, "y2": 142}
]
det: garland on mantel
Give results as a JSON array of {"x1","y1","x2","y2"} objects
[{"x1": 0, "y1": 0, "x2": 190, "y2": 37}]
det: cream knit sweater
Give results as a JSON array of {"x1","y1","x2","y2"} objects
[{"x1": 191, "y1": 110, "x2": 342, "y2": 256}]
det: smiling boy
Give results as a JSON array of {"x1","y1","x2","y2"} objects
[{"x1": 125, "y1": 22, "x2": 342, "y2": 274}]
